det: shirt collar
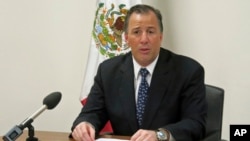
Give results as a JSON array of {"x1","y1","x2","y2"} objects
[{"x1": 133, "y1": 55, "x2": 159, "y2": 80}]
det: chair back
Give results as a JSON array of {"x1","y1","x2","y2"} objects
[{"x1": 201, "y1": 84, "x2": 224, "y2": 141}]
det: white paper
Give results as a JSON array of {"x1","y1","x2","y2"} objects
[{"x1": 96, "y1": 138, "x2": 129, "y2": 141}]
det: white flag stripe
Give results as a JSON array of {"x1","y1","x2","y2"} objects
[
  {"x1": 80, "y1": 40, "x2": 105, "y2": 101},
  {"x1": 80, "y1": 0, "x2": 142, "y2": 102}
]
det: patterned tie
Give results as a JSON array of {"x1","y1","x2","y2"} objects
[{"x1": 136, "y1": 68, "x2": 149, "y2": 127}]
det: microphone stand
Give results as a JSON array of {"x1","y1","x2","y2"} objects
[
  {"x1": 26, "y1": 124, "x2": 38, "y2": 141},
  {"x1": 3, "y1": 92, "x2": 61, "y2": 141},
  {"x1": 19, "y1": 105, "x2": 46, "y2": 141}
]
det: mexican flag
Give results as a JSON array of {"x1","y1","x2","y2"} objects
[{"x1": 80, "y1": 0, "x2": 142, "y2": 103}]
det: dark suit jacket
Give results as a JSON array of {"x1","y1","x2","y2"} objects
[{"x1": 72, "y1": 48, "x2": 207, "y2": 141}]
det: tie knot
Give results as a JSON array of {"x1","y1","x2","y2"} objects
[{"x1": 140, "y1": 68, "x2": 149, "y2": 78}]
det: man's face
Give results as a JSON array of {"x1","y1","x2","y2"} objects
[{"x1": 125, "y1": 11, "x2": 163, "y2": 67}]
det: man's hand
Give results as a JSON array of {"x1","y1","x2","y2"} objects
[
  {"x1": 130, "y1": 129, "x2": 158, "y2": 141},
  {"x1": 72, "y1": 122, "x2": 95, "y2": 141}
]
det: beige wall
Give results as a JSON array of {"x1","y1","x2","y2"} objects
[
  {"x1": 0, "y1": 0, "x2": 94, "y2": 135},
  {"x1": 153, "y1": 0, "x2": 250, "y2": 140},
  {"x1": 1, "y1": 0, "x2": 250, "y2": 140}
]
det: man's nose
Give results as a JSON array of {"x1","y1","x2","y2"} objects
[{"x1": 140, "y1": 32, "x2": 149, "y2": 44}]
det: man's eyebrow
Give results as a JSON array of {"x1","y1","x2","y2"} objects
[
  {"x1": 131, "y1": 26, "x2": 156, "y2": 31},
  {"x1": 131, "y1": 27, "x2": 141, "y2": 30},
  {"x1": 147, "y1": 26, "x2": 157, "y2": 30}
]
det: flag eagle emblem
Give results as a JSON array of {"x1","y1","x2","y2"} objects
[{"x1": 92, "y1": 3, "x2": 130, "y2": 58}]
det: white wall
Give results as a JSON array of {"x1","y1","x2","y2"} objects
[
  {"x1": 0, "y1": 0, "x2": 95, "y2": 135},
  {"x1": 155, "y1": 0, "x2": 250, "y2": 140},
  {"x1": 1, "y1": 0, "x2": 250, "y2": 140}
]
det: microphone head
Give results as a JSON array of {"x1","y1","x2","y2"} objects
[{"x1": 43, "y1": 92, "x2": 62, "y2": 109}]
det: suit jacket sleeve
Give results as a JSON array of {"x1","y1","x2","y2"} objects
[
  {"x1": 71, "y1": 63, "x2": 110, "y2": 134},
  {"x1": 166, "y1": 65, "x2": 206, "y2": 141}
]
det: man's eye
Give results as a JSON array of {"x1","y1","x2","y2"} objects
[
  {"x1": 133, "y1": 31, "x2": 140, "y2": 34},
  {"x1": 148, "y1": 30, "x2": 155, "y2": 34}
]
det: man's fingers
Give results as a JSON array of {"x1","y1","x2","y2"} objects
[
  {"x1": 72, "y1": 122, "x2": 95, "y2": 141},
  {"x1": 130, "y1": 129, "x2": 157, "y2": 141}
]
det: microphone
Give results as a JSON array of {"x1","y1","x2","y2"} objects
[{"x1": 2, "y1": 92, "x2": 62, "y2": 141}]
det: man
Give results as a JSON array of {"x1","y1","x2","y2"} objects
[{"x1": 71, "y1": 4, "x2": 207, "y2": 141}]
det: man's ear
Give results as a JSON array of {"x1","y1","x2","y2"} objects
[
  {"x1": 124, "y1": 34, "x2": 128, "y2": 44},
  {"x1": 124, "y1": 33, "x2": 128, "y2": 42}
]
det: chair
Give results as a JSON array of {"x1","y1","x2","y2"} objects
[{"x1": 201, "y1": 84, "x2": 225, "y2": 141}]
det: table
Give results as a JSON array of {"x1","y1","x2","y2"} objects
[
  {"x1": 1, "y1": 130, "x2": 73, "y2": 141},
  {"x1": 1, "y1": 130, "x2": 130, "y2": 141}
]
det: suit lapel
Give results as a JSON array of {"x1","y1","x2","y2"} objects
[
  {"x1": 141, "y1": 49, "x2": 172, "y2": 128},
  {"x1": 118, "y1": 54, "x2": 139, "y2": 131},
  {"x1": 117, "y1": 49, "x2": 172, "y2": 130}
]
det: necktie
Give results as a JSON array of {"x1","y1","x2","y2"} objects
[{"x1": 136, "y1": 68, "x2": 149, "y2": 127}]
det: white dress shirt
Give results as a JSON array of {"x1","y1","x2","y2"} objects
[
  {"x1": 132, "y1": 55, "x2": 176, "y2": 141},
  {"x1": 132, "y1": 55, "x2": 158, "y2": 104}
]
